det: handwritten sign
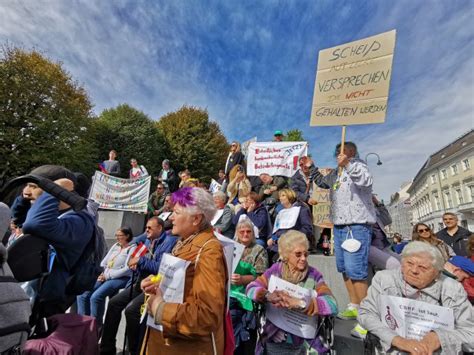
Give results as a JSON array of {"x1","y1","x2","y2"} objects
[
  {"x1": 247, "y1": 142, "x2": 308, "y2": 177},
  {"x1": 310, "y1": 30, "x2": 396, "y2": 126},
  {"x1": 209, "y1": 179, "x2": 222, "y2": 193},
  {"x1": 312, "y1": 168, "x2": 333, "y2": 228},
  {"x1": 273, "y1": 206, "x2": 301, "y2": 233},
  {"x1": 146, "y1": 253, "x2": 191, "y2": 331},
  {"x1": 89, "y1": 171, "x2": 151, "y2": 213},
  {"x1": 266, "y1": 275, "x2": 317, "y2": 338},
  {"x1": 379, "y1": 295, "x2": 454, "y2": 340}
]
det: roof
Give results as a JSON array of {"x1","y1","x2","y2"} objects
[{"x1": 409, "y1": 129, "x2": 474, "y2": 190}]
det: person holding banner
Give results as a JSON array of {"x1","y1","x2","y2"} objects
[
  {"x1": 246, "y1": 230, "x2": 338, "y2": 354},
  {"x1": 101, "y1": 150, "x2": 121, "y2": 177},
  {"x1": 129, "y1": 158, "x2": 149, "y2": 179},
  {"x1": 141, "y1": 187, "x2": 227, "y2": 355},
  {"x1": 359, "y1": 241, "x2": 474, "y2": 354},
  {"x1": 77, "y1": 227, "x2": 136, "y2": 329},
  {"x1": 313, "y1": 141, "x2": 375, "y2": 338},
  {"x1": 268, "y1": 188, "x2": 313, "y2": 264},
  {"x1": 230, "y1": 219, "x2": 268, "y2": 354}
]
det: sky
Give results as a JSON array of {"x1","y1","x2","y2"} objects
[{"x1": 1, "y1": 0, "x2": 473, "y2": 200}]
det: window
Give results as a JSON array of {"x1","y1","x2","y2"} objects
[
  {"x1": 451, "y1": 164, "x2": 458, "y2": 175},
  {"x1": 433, "y1": 193, "x2": 441, "y2": 210},
  {"x1": 462, "y1": 159, "x2": 470, "y2": 171},
  {"x1": 444, "y1": 191, "x2": 453, "y2": 208},
  {"x1": 468, "y1": 185, "x2": 474, "y2": 202},
  {"x1": 456, "y1": 189, "x2": 464, "y2": 205},
  {"x1": 430, "y1": 174, "x2": 436, "y2": 184},
  {"x1": 441, "y1": 169, "x2": 447, "y2": 179}
]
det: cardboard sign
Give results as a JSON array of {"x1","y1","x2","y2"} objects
[
  {"x1": 310, "y1": 30, "x2": 396, "y2": 126},
  {"x1": 379, "y1": 295, "x2": 454, "y2": 340},
  {"x1": 273, "y1": 206, "x2": 301, "y2": 233},
  {"x1": 247, "y1": 142, "x2": 308, "y2": 177},
  {"x1": 312, "y1": 168, "x2": 333, "y2": 228},
  {"x1": 209, "y1": 179, "x2": 222, "y2": 193},
  {"x1": 89, "y1": 171, "x2": 151, "y2": 213},
  {"x1": 146, "y1": 253, "x2": 191, "y2": 331},
  {"x1": 266, "y1": 275, "x2": 318, "y2": 338}
]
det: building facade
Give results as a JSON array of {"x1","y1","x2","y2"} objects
[
  {"x1": 387, "y1": 181, "x2": 413, "y2": 239},
  {"x1": 407, "y1": 130, "x2": 474, "y2": 232}
]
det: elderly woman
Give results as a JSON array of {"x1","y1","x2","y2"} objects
[
  {"x1": 267, "y1": 189, "x2": 313, "y2": 264},
  {"x1": 141, "y1": 187, "x2": 227, "y2": 354},
  {"x1": 227, "y1": 164, "x2": 252, "y2": 208},
  {"x1": 77, "y1": 227, "x2": 136, "y2": 327},
  {"x1": 412, "y1": 223, "x2": 455, "y2": 262},
  {"x1": 211, "y1": 191, "x2": 235, "y2": 238},
  {"x1": 247, "y1": 230, "x2": 338, "y2": 354},
  {"x1": 231, "y1": 219, "x2": 269, "y2": 354},
  {"x1": 359, "y1": 241, "x2": 474, "y2": 354}
]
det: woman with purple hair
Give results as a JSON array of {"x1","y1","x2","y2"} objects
[{"x1": 140, "y1": 187, "x2": 227, "y2": 354}]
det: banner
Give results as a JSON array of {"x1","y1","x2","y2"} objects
[
  {"x1": 266, "y1": 275, "x2": 318, "y2": 338},
  {"x1": 246, "y1": 142, "x2": 308, "y2": 177},
  {"x1": 146, "y1": 253, "x2": 191, "y2": 331},
  {"x1": 379, "y1": 295, "x2": 454, "y2": 340},
  {"x1": 89, "y1": 171, "x2": 151, "y2": 213},
  {"x1": 310, "y1": 30, "x2": 396, "y2": 126},
  {"x1": 312, "y1": 168, "x2": 333, "y2": 228}
]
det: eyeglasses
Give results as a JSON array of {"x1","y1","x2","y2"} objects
[
  {"x1": 146, "y1": 226, "x2": 153, "y2": 230},
  {"x1": 231, "y1": 144, "x2": 236, "y2": 147},
  {"x1": 115, "y1": 234, "x2": 126, "y2": 237},
  {"x1": 293, "y1": 251, "x2": 309, "y2": 258},
  {"x1": 417, "y1": 228, "x2": 430, "y2": 233},
  {"x1": 157, "y1": 187, "x2": 164, "y2": 190}
]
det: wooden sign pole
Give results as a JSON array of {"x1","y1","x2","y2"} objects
[{"x1": 338, "y1": 125, "x2": 347, "y2": 177}]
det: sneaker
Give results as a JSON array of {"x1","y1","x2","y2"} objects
[
  {"x1": 350, "y1": 323, "x2": 367, "y2": 340},
  {"x1": 337, "y1": 306, "x2": 358, "y2": 320}
]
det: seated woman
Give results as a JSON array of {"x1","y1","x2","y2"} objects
[
  {"x1": 211, "y1": 191, "x2": 235, "y2": 238},
  {"x1": 268, "y1": 189, "x2": 313, "y2": 264},
  {"x1": 77, "y1": 227, "x2": 135, "y2": 328},
  {"x1": 246, "y1": 230, "x2": 338, "y2": 354},
  {"x1": 231, "y1": 219, "x2": 269, "y2": 354},
  {"x1": 227, "y1": 164, "x2": 251, "y2": 210},
  {"x1": 233, "y1": 192, "x2": 272, "y2": 247},
  {"x1": 141, "y1": 187, "x2": 227, "y2": 354},
  {"x1": 392, "y1": 233, "x2": 408, "y2": 254},
  {"x1": 412, "y1": 223, "x2": 455, "y2": 262},
  {"x1": 359, "y1": 241, "x2": 474, "y2": 354}
]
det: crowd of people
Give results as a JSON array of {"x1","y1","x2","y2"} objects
[{"x1": 1, "y1": 134, "x2": 473, "y2": 355}]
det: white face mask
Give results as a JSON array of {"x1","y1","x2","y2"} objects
[{"x1": 341, "y1": 229, "x2": 361, "y2": 253}]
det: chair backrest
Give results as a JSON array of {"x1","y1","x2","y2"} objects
[{"x1": 7, "y1": 235, "x2": 51, "y2": 282}]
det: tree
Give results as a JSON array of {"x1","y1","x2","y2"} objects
[
  {"x1": 283, "y1": 129, "x2": 306, "y2": 142},
  {"x1": 157, "y1": 106, "x2": 229, "y2": 182},
  {"x1": 94, "y1": 104, "x2": 167, "y2": 178},
  {"x1": 0, "y1": 46, "x2": 97, "y2": 187}
]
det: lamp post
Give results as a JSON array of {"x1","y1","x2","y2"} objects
[{"x1": 365, "y1": 152, "x2": 382, "y2": 166}]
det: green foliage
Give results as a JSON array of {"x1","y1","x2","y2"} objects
[
  {"x1": 94, "y1": 104, "x2": 168, "y2": 178},
  {"x1": 157, "y1": 106, "x2": 229, "y2": 182},
  {"x1": 283, "y1": 129, "x2": 306, "y2": 142},
  {"x1": 0, "y1": 46, "x2": 97, "y2": 186}
]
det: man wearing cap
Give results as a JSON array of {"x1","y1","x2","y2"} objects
[
  {"x1": 11, "y1": 165, "x2": 95, "y2": 317},
  {"x1": 436, "y1": 212, "x2": 471, "y2": 257},
  {"x1": 274, "y1": 130, "x2": 284, "y2": 142}
]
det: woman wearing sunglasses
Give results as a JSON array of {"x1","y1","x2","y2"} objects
[{"x1": 412, "y1": 223, "x2": 455, "y2": 262}]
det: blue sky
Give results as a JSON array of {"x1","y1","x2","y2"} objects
[{"x1": 1, "y1": 0, "x2": 472, "y2": 200}]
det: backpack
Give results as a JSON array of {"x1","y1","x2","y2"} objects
[
  {"x1": 65, "y1": 220, "x2": 107, "y2": 296},
  {"x1": 0, "y1": 246, "x2": 31, "y2": 353}
]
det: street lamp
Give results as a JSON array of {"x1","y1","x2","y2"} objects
[{"x1": 365, "y1": 152, "x2": 382, "y2": 166}]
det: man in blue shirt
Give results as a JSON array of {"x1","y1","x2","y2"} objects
[{"x1": 100, "y1": 217, "x2": 177, "y2": 355}]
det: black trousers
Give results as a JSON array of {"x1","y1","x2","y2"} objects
[{"x1": 100, "y1": 285, "x2": 144, "y2": 355}]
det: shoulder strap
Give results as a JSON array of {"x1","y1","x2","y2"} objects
[{"x1": 195, "y1": 239, "x2": 219, "y2": 266}]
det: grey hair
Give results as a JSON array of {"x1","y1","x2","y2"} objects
[
  {"x1": 401, "y1": 241, "x2": 445, "y2": 271},
  {"x1": 278, "y1": 230, "x2": 309, "y2": 260},
  {"x1": 213, "y1": 191, "x2": 227, "y2": 204},
  {"x1": 234, "y1": 218, "x2": 256, "y2": 243},
  {"x1": 183, "y1": 188, "x2": 217, "y2": 229}
]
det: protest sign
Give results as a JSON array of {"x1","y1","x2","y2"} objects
[
  {"x1": 273, "y1": 206, "x2": 301, "y2": 233},
  {"x1": 89, "y1": 171, "x2": 151, "y2": 213},
  {"x1": 211, "y1": 209, "x2": 225, "y2": 227},
  {"x1": 266, "y1": 275, "x2": 317, "y2": 338},
  {"x1": 241, "y1": 136, "x2": 257, "y2": 158},
  {"x1": 312, "y1": 168, "x2": 333, "y2": 228},
  {"x1": 246, "y1": 142, "x2": 308, "y2": 177},
  {"x1": 310, "y1": 30, "x2": 396, "y2": 126},
  {"x1": 146, "y1": 253, "x2": 191, "y2": 331},
  {"x1": 215, "y1": 231, "x2": 245, "y2": 274},
  {"x1": 379, "y1": 295, "x2": 454, "y2": 340},
  {"x1": 158, "y1": 211, "x2": 172, "y2": 221},
  {"x1": 209, "y1": 179, "x2": 222, "y2": 193}
]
